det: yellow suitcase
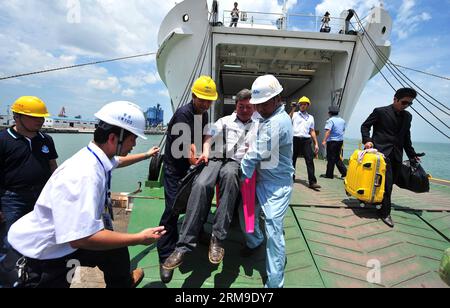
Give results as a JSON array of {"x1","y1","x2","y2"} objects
[{"x1": 345, "y1": 149, "x2": 386, "y2": 205}]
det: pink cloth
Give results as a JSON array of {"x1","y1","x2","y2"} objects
[{"x1": 241, "y1": 172, "x2": 256, "y2": 233}]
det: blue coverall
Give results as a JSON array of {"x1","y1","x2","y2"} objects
[{"x1": 241, "y1": 105, "x2": 294, "y2": 288}]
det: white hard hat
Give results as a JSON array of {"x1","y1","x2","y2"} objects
[
  {"x1": 250, "y1": 75, "x2": 283, "y2": 105},
  {"x1": 95, "y1": 101, "x2": 147, "y2": 140}
]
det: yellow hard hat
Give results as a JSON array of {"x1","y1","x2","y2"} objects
[
  {"x1": 298, "y1": 96, "x2": 311, "y2": 105},
  {"x1": 11, "y1": 96, "x2": 50, "y2": 118},
  {"x1": 192, "y1": 76, "x2": 218, "y2": 101}
]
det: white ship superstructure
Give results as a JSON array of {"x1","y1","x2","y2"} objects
[{"x1": 156, "y1": 0, "x2": 392, "y2": 130}]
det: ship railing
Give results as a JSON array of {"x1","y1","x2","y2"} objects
[{"x1": 222, "y1": 10, "x2": 365, "y2": 33}]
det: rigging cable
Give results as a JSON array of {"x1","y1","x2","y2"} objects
[
  {"x1": 393, "y1": 64, "x2": 450, "y2": 81},
  {"x1": 0, "y1": 53, "x2": 156, "y2": 81},
  {"x1": 353, "y1": 13, "x2": 450, "y2": 116},
  {"x1": 351, "y1": 12, "x2": 449, "y2": 139},
  {"x1": 358, "y1": 28, "x2": 450, "y2": 127}
]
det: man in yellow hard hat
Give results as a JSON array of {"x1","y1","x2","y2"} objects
[
  {"x1": 162, "y1": 89, "x2": 257, "y2": 272},
  {"x1": 157, "y1": 76, "x2": 218, "y2": 284},
  {"x1": 0, "y1": 96, "x2": 58, "y2": 285},
  {"x1": 289, "y1": 96, "x2": 321, "y2": 190}
]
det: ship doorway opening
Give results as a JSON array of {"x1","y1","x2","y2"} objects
[
  {"x1": 214, "y1": 44, "x2": 339, "y2": 121},
  {"x1": 217, "y1": 71, "x2": 312, "y2": 119}
]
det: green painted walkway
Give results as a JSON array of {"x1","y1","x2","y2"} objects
[{"x1": 128, "y1": 160, "x2": 450, "y2": 288}]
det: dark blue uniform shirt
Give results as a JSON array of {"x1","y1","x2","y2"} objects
[
  {"x1": 0, "y1": 128, "x2": 58, "y2": 192},
  {"x1": 164, "y1": 102, "x2": 208, "y2": 174}
]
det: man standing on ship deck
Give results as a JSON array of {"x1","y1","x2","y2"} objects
[
  {"x1": 157, "y1": 76, "x2": 218, "y2": 284},
  {"x1": 6, "y1": 101, "x2": 164, "y2": 288},
  {"x1": 0, "y1": 96, "x2": 58, "y2": 286},
  {"x1": 289, "y1": 96, "x2": 321, "y2": 189},
  {"x1": 230, "y1": 2, "x2": 240, "y2": 27},
  {"x1": 240, "y1": 75, "x2": 294, "y2": 288},
  {"x1": 321, "y1": 105, "x2": 347, "y2": 180},
  {"x1": 361, "y1": 88, "x2": 421, "y2": 228}
]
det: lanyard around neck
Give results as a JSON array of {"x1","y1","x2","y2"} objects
[
  {"x1": 298, "y1": 112, "x2": 309, "y2": 121},
  {"x1": 87, "y1": 146, "x2": 111, "y2": 190}
]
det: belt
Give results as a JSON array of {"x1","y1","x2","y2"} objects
[
  {"x1": 2, "y1": 186, "x2": 43, "y2": 194},
  {"x1": 294, "y1": 136, "x2": 311, "y2": 140}
]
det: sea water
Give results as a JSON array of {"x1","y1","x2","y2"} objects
[{"x1": 50, "y1": 134, "x2": 450, "y2": 193}]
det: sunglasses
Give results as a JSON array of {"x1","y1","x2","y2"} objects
[{"x1": 400, "y1": 100, "x2": 413, "y2": 106}]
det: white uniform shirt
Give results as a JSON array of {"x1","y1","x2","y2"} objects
[
  {"x1": 292, "y1": 111, "x2": 315, "y2": 138},
  {"x1": 207, "y1": 112, "x2": 260, "y2": 163},
  {"x1": 8, "y1": 142, "x2": 119, "y2": 260}
]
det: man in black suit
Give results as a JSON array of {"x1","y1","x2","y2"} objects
[{"x1": 361, "y1": 88, "x2": 420, "y2": 228}]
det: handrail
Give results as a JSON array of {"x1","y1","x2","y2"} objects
[{"x1": 222, "y1": 10, "x2": 364, "y2": 33}]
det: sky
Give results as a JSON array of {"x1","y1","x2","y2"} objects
[{"x1": 0, "y1": 0, "x2": 448, "y2": 143}]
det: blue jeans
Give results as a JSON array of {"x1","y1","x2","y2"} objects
[{"x1": 0, "y1": 190, "x2": 39, "y2": 288}]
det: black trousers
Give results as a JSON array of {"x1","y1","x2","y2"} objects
[
  {"x1": 230, "y1": 18, "x2": 238, "y2": 27},
  {"x1": 292, "y1": 137, "x2": 317, "y2": 184},
  {"x1": 8, "y1": 247, "x2": 132, "y2": 288},
  {"x1": 379, "y1": 155, "x2": 402, "y2": 218},
  {"x1": 326, "y1": 141, "x2": 347, "y2": 178},
  {"x1": 157, "y1": 164, "x2": 186, "y2": 264}
]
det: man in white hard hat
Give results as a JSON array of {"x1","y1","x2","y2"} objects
[
  {"x1": 240, "y1": 75, "x2": 294, "y2": 288},
  {"x1": 6, "y1": 101, "x2": 164, "y2": 288}
]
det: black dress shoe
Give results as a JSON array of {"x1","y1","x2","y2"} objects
[
  {"x1": 381, "y1": 215, "x2": 394, "y2": 228},
  {"x1": 319, "y1": 174, "x2": 333, "y2": 179},
  {"x1": 160, "y1": 264, "x2": 174, "y2": 284},
  {"x1": 309, "y1": 183, "x2": 321, "y2": 190}
]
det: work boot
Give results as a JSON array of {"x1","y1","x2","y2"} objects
[
  {"x1": 163, "y1": 250, "x2": 185, "y2": 270},
  {"x1": 208, "y1": 235, "x2": 224, "y2": 265},
  {"x1": 159, "y1": 264, "x2": 174, "y2": 284},
  {"x1": 130, "y1": 268, "x2": 144, "y2": 288}
]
